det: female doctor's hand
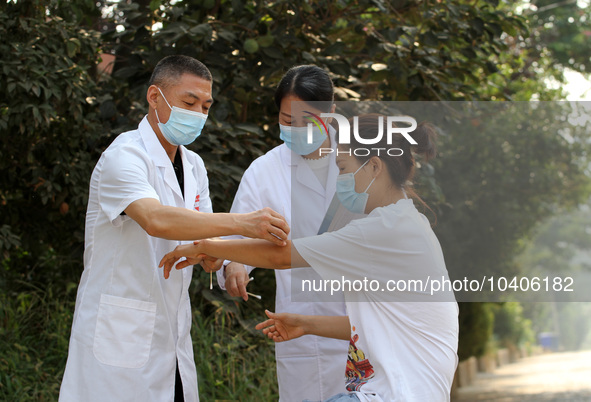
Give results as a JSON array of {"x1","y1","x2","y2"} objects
[
  {"x1": 255, "y1": 310, "x2": 307, "y2": 343},
  {"x1": 224, "y1": 262, "x2": 251, "y2": 301}
]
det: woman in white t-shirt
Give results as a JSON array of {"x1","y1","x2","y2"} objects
[{"x1": 160, "y1": 114, "x2": 459, "y2": 402}]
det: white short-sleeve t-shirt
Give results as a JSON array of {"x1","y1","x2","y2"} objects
[{"x1": 294, "y1": 199, "x2": 459, "y2": 402}]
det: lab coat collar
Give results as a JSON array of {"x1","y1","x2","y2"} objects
[
  {"x1": 179, "y1": 146, "x2": 197, "y2": 210},
  {"x1": 139, "y1": 116, "x2": 171, "y2": 168},
  {"x1": 138, "y1": 116, "x2": 184, "y2": 202}
]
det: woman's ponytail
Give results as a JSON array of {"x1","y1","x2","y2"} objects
[{"x1": 411, "y1": 122, "x2": 438, "y2": 161}]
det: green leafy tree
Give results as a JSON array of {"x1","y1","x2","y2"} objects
[
  {"x1": 525, "y1": 0, "x2": 591, "y2": 75},
  {"x1": 0, "y1": 0, "x2": 106, "y2": 286},
  {"x1": 458, "y1": 302, "x2": 495, "y2": 360},
  {"x1": 0, "y1": 1, "x2": 106, "y2": 399},
  {"x1": 485, "y1": 0, "x2": 591, "y2": 101},
  {"x1": 97, "y1": 0, "x2": 531, "y2": 211},
  {"x1": 2, "y1": 0, "x2": 591, "y2": 398},
  {"x1": 492, "y1": 302, "x2": 535, "y2": 349},
  {"x1": 414, "y1": 101, "x2": 591, "y2": 357},
  {"x1": 429, "y1": 102, "x2": 590, "y2": 282}
]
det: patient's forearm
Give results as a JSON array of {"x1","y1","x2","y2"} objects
[
  {"x1": 304, "y1": 315, "x2": 351, "y2": 341},
  {"x1": 200, "y1": 238, "x2": 293, "y2": 269}
]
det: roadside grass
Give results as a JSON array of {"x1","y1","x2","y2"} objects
[{"x1": 0, "y1": 274, "x2": 278, "y2": 401}]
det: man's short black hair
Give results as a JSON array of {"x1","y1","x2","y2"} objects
[{"x1": 148, "y1": 55, "x2": 212, "y2": 89}]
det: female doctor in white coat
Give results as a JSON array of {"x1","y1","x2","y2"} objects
[{"x1": 216, "y1": 65, "x2": 349, "y2": 401}]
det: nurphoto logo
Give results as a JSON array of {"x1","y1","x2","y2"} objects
[{"x1": 308, "y1": 113, "x2": 418, "y2": 157}]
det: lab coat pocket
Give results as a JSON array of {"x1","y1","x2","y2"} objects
[
  {"x1": 275, "y1": 296, "x2": 318, "y2": 358},
  {"x1": 93, "y1": 294, "x2": 157, "y2": 369}
]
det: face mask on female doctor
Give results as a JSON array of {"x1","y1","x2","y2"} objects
[
  {"x1": 155, "y1": 87, "x2": 208, "y2": 146},
  {"x1": 336, "y1": 159, "x2": 376, "y2": 214},
  {"x1": 279, "y1": 123, "x2": 327, "y2": 155}
]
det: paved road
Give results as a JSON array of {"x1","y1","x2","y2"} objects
[{"x1": 454, "y1": 350, "x2": 591, "y2": 401}]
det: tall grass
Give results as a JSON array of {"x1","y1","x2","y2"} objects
[
  {"x1": 192, "y1": 303, "x2": 279, "y2": 400},
  {"x1": 0, "y1": 275, "x2": 279, "y2": 401},
  {"x1": 191, "y1": 278, "x2": 279, "y2": 401},
  {"x1": 0, "y1": 282, "x2": 74, "y2": 401}
]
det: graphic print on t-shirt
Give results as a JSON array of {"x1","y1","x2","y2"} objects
[{"x1": 345, "y1": 329, "x2": 375, "y2": 391}]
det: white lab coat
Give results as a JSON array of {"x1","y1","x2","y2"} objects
[
  {"x1": 59, "y1": 116, "x2": 212, "y2": 402},
  {"x1": 217, "y1": 127, "x2": 349, "y2": 401}
]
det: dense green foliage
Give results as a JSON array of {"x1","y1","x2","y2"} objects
[
  {"x1": 2, "y1": 0, "x2": 591, "y2": 399},
  {"x1": 525, "y1": 0, "x2": 591, "y2": 75},
  {"x1": 492, "y1": 302, "x2": 535, "y2": 350},
  {"x1": 431, "y1": 102, "x2": 590, "y2": 282},
  {"x1": 95, "y1": 0, "x2": 535, "y2": 211},
  {"x1": 414, "y1": 101, "x2": 591, "y2": 357},
  {"x1": 0, "y1": 1, "x2": 107, "y2": 287},
  {"x1": 0, "y1": 281, "x2": 280, "y2": 400}
]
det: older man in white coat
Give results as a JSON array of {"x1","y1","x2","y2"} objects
[{"x1": 59, "y1": 55, "x2": 289, "y2": 402}]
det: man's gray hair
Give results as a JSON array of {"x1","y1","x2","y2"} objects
[{"x1": 148, "y1": 55, "x2": 212, "y2": 89}]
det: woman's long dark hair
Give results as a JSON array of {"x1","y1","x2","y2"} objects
[{"x1": 274, "y1": 65, "x2": 334, "y2": 112}]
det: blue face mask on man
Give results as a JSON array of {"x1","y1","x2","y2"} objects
[
  {"x1": 336, "y1": 159, "x2": 376, "y2": 214},
  {"x1": 155, "y1": 87, "x2": 207, "y2": 146},
  {"x1": 279, "y1": 123, "x2": 327, "y2": 155}
]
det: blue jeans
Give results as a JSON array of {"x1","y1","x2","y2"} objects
[{"x1": 304, "y1": 393, "x2": 361, "y2": 402}]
